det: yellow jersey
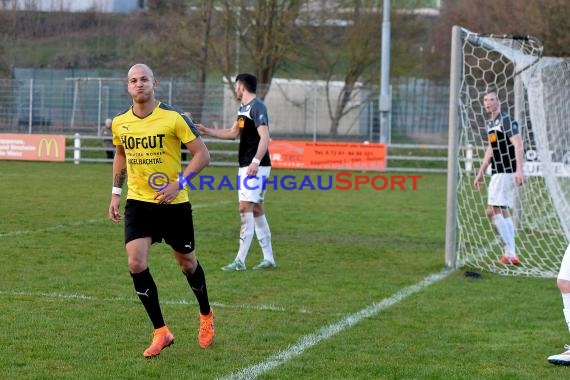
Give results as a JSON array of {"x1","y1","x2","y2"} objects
[{"x1": 112, "y1": 102, "x2": 198, "y2": 203}]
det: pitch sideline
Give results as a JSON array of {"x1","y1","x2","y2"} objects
[{"x1": 220, "y1": 268, "x2": 454, "y2": 380}]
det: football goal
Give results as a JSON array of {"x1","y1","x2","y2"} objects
[{"x1": 445, "y1": 26, "x2": 570, "y2": 277}]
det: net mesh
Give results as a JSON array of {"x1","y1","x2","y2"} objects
[{"x1": 454, "y1": 28, "x2": 570, "y2": 277}]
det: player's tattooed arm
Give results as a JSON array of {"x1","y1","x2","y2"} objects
[{"x1": 113, "y1": 168, "x2": 127, "y2": 188}]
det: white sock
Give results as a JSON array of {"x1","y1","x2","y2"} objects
[
  {"x1": 503, "y1": 216, "x2": 516, "y2": 256},
  {"x1": 492, "y1": 214, "x2": 510, "y2": 254},
  {"x1": 254, "y1": 215, "x2": 275, "y2": 264},
  {"x1": 562, "y1": 294, "x2": 570, "y2": 334},
  {"x1": 236, "y1": 212, "x2": 254, "y2": 264}
]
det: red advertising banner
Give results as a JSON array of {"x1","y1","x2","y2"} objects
[
  {"x1": 269, "y1": 140, "x2": 387, "y2": 171},
  {"x1": 0, "y1": 133, "x2": 66, "y2": 162}
]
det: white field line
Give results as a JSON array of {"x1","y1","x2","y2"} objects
[
  {"x1": 220, "y1": 268, "x2": 454, "y2": 380},
  {"x1": 0, "y1": 289, "x2": 286, "y2": 313},
  {"x1": 0, "y1": 218, "x2": 105, "y2": 237},
  {"x1": 0, "y1": 201, "x2": 231, "y2": 238}
]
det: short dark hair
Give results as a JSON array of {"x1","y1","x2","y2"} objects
[{"x1": 235, "y1": 73, "x2": 257, "y2": 93}]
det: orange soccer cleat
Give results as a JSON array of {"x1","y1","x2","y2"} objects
[
  {"x1": 198, "y1": 308, "x2": 215, "y2": 349},
  {"x1": 143, "y1": 326, "x2": 174, "y2": 358},
  {"x1": 500, "y1": 255, "x2": 521, "y2": 266}
]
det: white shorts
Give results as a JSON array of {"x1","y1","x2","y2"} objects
[
  {"x1": 488, "y1": 173, "x2": 516, "y2": 208},
  {"x1": 237, "y1": 166, "x2": 271, "y2": 204},
  {"x1": 558, "y1": 244, "x2": 570, "y2": 281}
]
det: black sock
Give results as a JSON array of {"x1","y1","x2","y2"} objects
[
  {"x1": 130, "y1": 268, "x2": 165, "y2": 329},
  {"x1": 184, "y1": 262, "x2": 211, "y2": 315}
]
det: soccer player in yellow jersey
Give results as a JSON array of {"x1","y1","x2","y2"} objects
[{"x1": 107, "y1": 63, "x2": 214, "y2": 358}]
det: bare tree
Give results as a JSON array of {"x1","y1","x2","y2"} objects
[
  {"x1": 431, "y1": 0, "x2": 570, "y2": 76},
  {"x1": 294, "y1": 1, "x2": 381, "y2": 136},
  {"x1": 211, "y1": 0, "x2": 304, "y2": 99},
  {"x1": 134, "y1": 4, "x2": 201, "y2": 74},
  {"x1": 128, "y1": 1, "x2": 215, "y2": 120},
  {"x1": 193, "y1": 0, "x2": 214, "y2": 122}
]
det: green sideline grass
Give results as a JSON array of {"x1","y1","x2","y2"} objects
[{"x1": 0, "y1": 161, "x2": 566, "y2": 379}]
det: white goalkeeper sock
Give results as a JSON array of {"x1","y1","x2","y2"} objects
[
  {"x1": 563, "y1": 293, "x2": 570, "y2": 333},
  {"x1": 492, "y1": 214, "x2": 510, "y2": 253},
  {"x1": 503, "y1": 216, "x2": 516, "y2": 256},
  {"x1": 254, "y1": 214, "x2": 275, "y2": 264},
  {"x1": 236, "y1": 212, "x2": 255, "y2": 264}
]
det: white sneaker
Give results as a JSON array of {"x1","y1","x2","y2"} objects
[
  {"x1": 253, "y1": 259, "x2": 277, "y2": 270},
  {"x1": 221, "y1": 259, "x2": 246, "y2": 272},
  {"x1": 548, "y1": 345, "x2": 570, "y2": 365}
]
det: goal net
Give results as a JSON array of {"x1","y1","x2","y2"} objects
[{"x1": 446, "y1": 26, "x2": 570, "y2": 277}]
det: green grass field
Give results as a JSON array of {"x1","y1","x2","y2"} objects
[{"x1": 0, "y1": 161, "x2": 568, "y2": 379}]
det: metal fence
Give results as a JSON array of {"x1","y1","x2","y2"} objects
[
  {"x1": 0, "y1": 72, "x2": 450, "y2": 145},
  {"x1": 63, "y1": 134, "x2": 449, "y2": 173}
]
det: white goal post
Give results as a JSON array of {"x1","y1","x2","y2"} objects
[{"x1": 445, "y1": 26, "x2": 570, "y2": 277}]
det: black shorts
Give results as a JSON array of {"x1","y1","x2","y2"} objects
[{"x1": 124, "y1": 199, "x2": 195, "y2": 253}]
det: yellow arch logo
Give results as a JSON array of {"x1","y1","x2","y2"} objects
[{"x1": 38, "y1": 138, "x2": 59, "y2": 159}]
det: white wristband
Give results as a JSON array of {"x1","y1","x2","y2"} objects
[
  {"x1": 176, "y1": 178, "x2": 188, "y2": 189},
  {"x1": 251, "y1": 158, "x2": 261, "y2": 165},
  {"x1": 112, "y1": 186, "x2": 122, "y2": 196}
]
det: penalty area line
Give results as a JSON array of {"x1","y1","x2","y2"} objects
[
  {"x1": 0, "y1": 201, "x2": 231, "y2": 238},
  {"x1": 219, "y1": 268, "x2": 454, "y2": 380},
  {"x1": 0, "y1": 289, "x2": 287, "y2": 313}
]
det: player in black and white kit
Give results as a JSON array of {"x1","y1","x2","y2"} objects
[
  {"x1": 474, "y1": 88, "x2": 524, "y2": 265},
  {"x1": 197, "y1": 73, "x2": 276, "y2": 271}
]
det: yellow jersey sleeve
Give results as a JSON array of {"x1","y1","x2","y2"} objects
[{"x1": 177, "y1": 112, "x2": 199, "y2": 145}]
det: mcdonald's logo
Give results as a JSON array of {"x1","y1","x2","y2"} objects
[{"x1": 38, "y1": 138, "x2": 59, "y2": 159}]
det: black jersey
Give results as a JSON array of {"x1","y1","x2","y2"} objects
[
  {"x1": 237, "y1": 98, "x2": 271, "y2": 167},
  {"x1": 485, "y1": 112, "x2": 519, "y2": 174}
]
